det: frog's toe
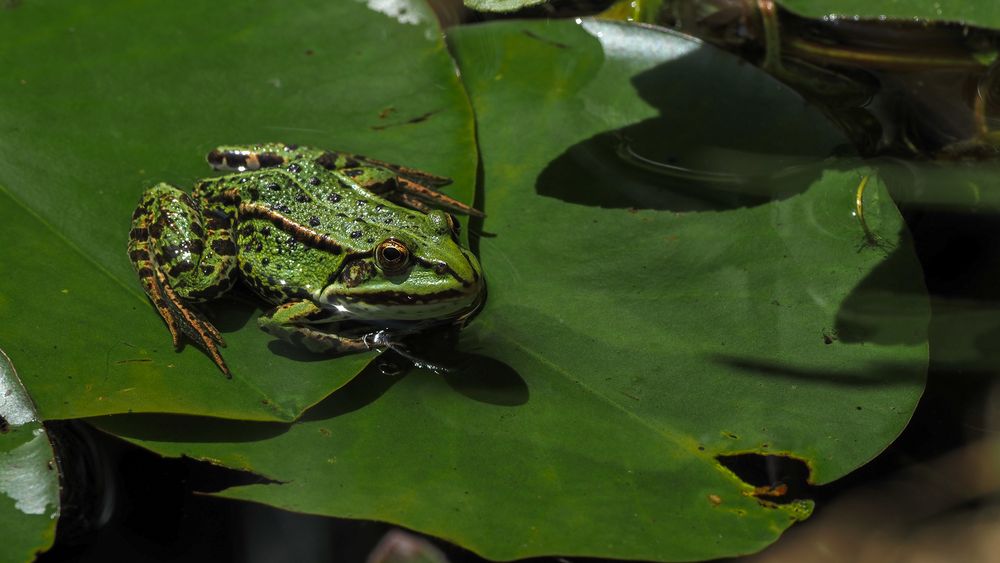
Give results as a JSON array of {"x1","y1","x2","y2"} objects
[{"x1": 156, "y1": 271, "x2": 231, "y2": 377}]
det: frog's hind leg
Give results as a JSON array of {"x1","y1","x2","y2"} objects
[
  {"x1": 129, "y1": 183, "x2": 239, "y2": 376},
  {"x1": 258, "y1": 300, "x2": 373, "y2": 355}
]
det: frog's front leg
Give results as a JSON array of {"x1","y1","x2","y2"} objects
[
  {"x1": 129, "y1": 183, "x2": 239, "y2": 376},
  {"x1": 258, "y1": 300, "x2": 375, "y2": 355}
]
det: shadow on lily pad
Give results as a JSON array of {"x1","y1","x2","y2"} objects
[{"x1": 536, "y1": 40, "x2": 851, "y2": 212}]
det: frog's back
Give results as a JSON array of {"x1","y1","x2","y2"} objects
[{"x1": 231, "y1": 162, "x2": 425, "y2": 303}]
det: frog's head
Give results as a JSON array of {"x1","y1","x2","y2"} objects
[{"x1": 320, "y1": 210, "x2": 484, "y2": 323}]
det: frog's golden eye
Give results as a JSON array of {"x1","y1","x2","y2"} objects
[{"x1": 375, "y1": 238, "x2": 411, "y2": 274}]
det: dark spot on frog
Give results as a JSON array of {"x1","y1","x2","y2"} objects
[
  {"x1": 338, "y1": 179, "x2": 353, "y2": 190},
  {"x1": 243, "y1": 262, "x2": 253, "y2": 274},
  {"x1": 309, "y1": 216, "x2": 321, "y2": 227},
  {"x1": 261, "y1": 227, "x2": 271, "y2": 237},
  {"x1": 168, "y1": 261, "x2": 194, "y2": 277},
  {"x1": 148, "y1": 221, "x2": 164, "y2": 238},
  {"x1": 308, "y1": 176, "x2": 321, "y2": 186},
  {"x1": 212, "y1": 239, "x2": 237, "y2": 256},
  {"x1": 200, "y1": 265, "x2": 214, "y2": 276},
  {"x1": 129, "y1": 249, "x2": 149, "y2": 262},
  {"x1": 344, "y1": 169, "x2": 364, "y2": 178},
  {"x1": 383, "y1": 217, "x2": 393, "y2": 224},
  {"x1": 261, "y1": 257, "x2": 270, "y2": 267},
  {"x1": 315, "y1": 152, "x2": 337, "y2": 169},
  {"x1": 225, "y1": 153, "x2": 248, "y2": 168},
  {"x1": 367, "y1": 238, "x2": 375, "y2": 243},
  {"x1": 160, "y1": 244, "x2": 184, "y2": 260},
  {"x1": 267, "y1": 183, "x2": 281, "y2": 191},
  {"x1": 258, "y1": 153, "x2": 284, "y2": 168},
  {"x1": 136, "y1": 267, "x2": 154, "y2": 278},
  {"x1": 356, "y1": 200, "x2": 366, "y2": 207},
  {"x1": 287, "y1": 163, "x2": 301, "y2": 173},
  {"x1": 370, "y1": 179, "x2": 395, "y2": 193},
  {"x1": 207, "y1": 149, "x2": 224, "y2": 166},
  {"x1": 255, "y1": 243, "x2": 263, "y2": 253},
  {"x1": 129, "y1": 227, "x2": 149, "y2": 240},
  {"x1": 354, "y1": 217, "x2": 367, "y2": 224},
  {"x1": 375, "y1": 204, "x2": 384, "y2": 211},
  {"x1": 206, "y1": 211, "x2": 230, "y2": 229},
  {"x1": 343, "y1": 159, "x2": 360, "y2": 168},
  {"x1": 238, "y1": 224, "x2": 254, "y2": 238},
  {"x1": 188, "y1": 239, "x2": 204, "y2": 255},
  {"x1": 327, "y1": 193, "x2": 341, "y2": 204},
  {"x1": 247, "y1": 187, "x2": 261, "y2": 201},
  {"x1": 274, "y1": 204, "x2": 291, "y2": 213},
  {"x1": 189, "y1": 222, "x2": 204, "y2": 238},
  {"x1": 350, "y1": 231, "x2": 363, "y2": 239},
  {"x1": 295, "y1": 193, "x2": 311, "y2": 203}
]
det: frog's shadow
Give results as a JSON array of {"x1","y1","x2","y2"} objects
[
  {"x1": 300, "y1": 349, "x2": 528, "y2": 425},
  {"x1": 206, "y1": 291, "x2": 529, "y2": 408},
  {"x1": 205, "y1": 290, "x2": 260, "y2": 333}
]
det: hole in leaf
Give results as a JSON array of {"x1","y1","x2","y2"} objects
[{"x1": 716, "y1": 453, "x2": 813, "y2": 505}]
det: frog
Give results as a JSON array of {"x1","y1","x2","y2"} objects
[{"x1": 127, "y1": 143, "x2": 484, "y2": 377}]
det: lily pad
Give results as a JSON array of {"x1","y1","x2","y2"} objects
[
  {"x1": 91, "y1": 19, "x2": 929, "y2": 561},
  {"x1": 0, "y1": 0, "x2": 476, "y2": 421},
  {"x1": 0, "y1": 350, "x2": 60, "y2": 563},
  {"x1": 777, "y1": 0, "x2": 1000, "y2": 29}
]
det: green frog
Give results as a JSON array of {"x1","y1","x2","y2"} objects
[{"x1": 128, "y1": 143, "x2": 484, "y2": 377}]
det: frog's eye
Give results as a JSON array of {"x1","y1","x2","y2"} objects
[{"x1": 375, "y1": 238, "x2": 411, "y2": 275}]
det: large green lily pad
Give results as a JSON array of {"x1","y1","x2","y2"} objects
[
  {"x1": 92, "y1": 20, "x2": 929, "y2": 561},
  {"x1": 0, "y1": 0, "x2": 476, "y2": 421},
  {"x1": 0, "y1": 351, "x2": 60, "y2": 563}
]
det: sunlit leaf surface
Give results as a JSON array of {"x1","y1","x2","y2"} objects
[
  {"x1": 0, "y1": 0, "x2": 477, "y2": 421},
  {"x1": 91, "y1": 20, "x2": 929, "y2": 561}
]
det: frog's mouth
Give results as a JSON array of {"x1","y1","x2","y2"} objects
[{"x1": 320, "y1": 269, "x2": 484, "y2": 323}]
